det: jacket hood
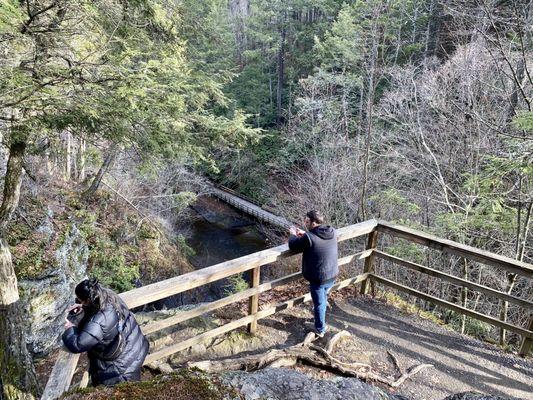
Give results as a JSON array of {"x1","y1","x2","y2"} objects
[{"x1": 311, "y1": 225, "x2": 335, "y2": 240}]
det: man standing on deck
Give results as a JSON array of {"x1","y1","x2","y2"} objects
[{"x1": 288, "y1": 210, "x2": 338, "y2": 337}]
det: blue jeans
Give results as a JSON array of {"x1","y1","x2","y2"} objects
[{"x1": 309, "y1": 280, "x2": 334, "y2": 334}]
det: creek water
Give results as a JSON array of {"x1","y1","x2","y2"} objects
[
  {"x1": 167, "y1": 196, "x2": 270, "y2": 307},
  {"x1": 188, "y1": 197, "x2": 268, "y2": 270}
]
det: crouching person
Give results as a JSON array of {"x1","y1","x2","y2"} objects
[{"x1": 62, "y1": 278, "x2": 149, "y2": 386}]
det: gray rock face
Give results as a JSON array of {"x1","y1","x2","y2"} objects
[
  {"x1": 222, "y1": 368, "x2": 408, "y2": 400},
  {"x1": 19, "y1": 222, "x2": 88, "y2": 356},
  {"x1": 442, "y1": 392, "x2": 520, "y2": 400}
]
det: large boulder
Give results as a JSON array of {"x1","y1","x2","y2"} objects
[
  {"x1": 223, "y1": 368, "x2": 409, "y2": 400},
  {"x1": 443, "y1": 392, "x2": 520, "y2": 400},
  {"x1": 18, "y1": 221, "x2": 88, "y2": 356}
]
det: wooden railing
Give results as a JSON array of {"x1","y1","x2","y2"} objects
[
  {"x1": 41, "y1": 219, "x2": 533, "y2": 399},
  {"x1": 371, "y1": 221, "x2": 533, "y2": 349}
]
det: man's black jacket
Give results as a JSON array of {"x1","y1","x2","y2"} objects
[{"x1": 289, "y1": 225, "x2": 339, "y2": 284}]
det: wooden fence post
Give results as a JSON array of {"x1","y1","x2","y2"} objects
[
  {"x1": 247, "y1": 265, "x2": 261, "y2": 333},
  {"x1": 361, "y1": 230, "x2": 379, "y2": 295},
  {"x1": 518, "y1": 315, "x2": 533, "y2": 356}
]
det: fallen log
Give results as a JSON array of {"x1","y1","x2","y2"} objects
[{"x1": 187, "y1": 330, "x2": 432, "y2": 387}]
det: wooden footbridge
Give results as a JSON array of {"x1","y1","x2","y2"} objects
[
  {"x1": 42, "y1": 220, "x2": 533, "y2": 399},
  {"x1": 210, "y1": 184, "x2": 293, "y2": 229}
]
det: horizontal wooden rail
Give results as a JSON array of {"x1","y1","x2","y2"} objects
[
  {"x1": 121, "y1": 219, "x2": 377, "y2": 309},
  {"x1": 142, "y1": 272, "x2": 301, "y2": 335},
  {"x1": 41, "y1": 352, "x2": 80, "y2": 400},
  {"x1": 142, "y1": 249, "x2": 372, "y2": 336},
  {"x1": 377, "y1": 221, "x2": 533, "y2": 278},
  {"x1": 144, "y1": 272, "x2": 370, "y2": 364},
  {"x1": 374, "y1": 250, "x2": 533, "y2": 310},
  {"x1": 371, "y1": 274, "x2": 533, "y2": 339}
]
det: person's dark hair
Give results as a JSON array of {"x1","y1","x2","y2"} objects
[
  {"x1": 75, "y1": 278, "x2": 127, "y2": 320},
  {"x1": 306, "y1": 210, "x2": 324, "y2": 225}
]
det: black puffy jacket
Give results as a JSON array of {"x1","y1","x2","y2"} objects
[
  {"x1": 288, "y1": 225, "x2": 339, "y2": 284},
  {"x1": 62, "y1": 303, "x2": 149, "y2": 386}
]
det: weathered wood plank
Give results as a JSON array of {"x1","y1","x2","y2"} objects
[
  {"x1": 141, "y1": 272, "x2": 301, "y2": 335},
  {"x1": 121, "y1": 220, "x2": 377, "y2": 309},
  {"x1": 375, "y1": 251, "x2": 533, "y2": 310},
  {"x1": 121, "y1": 253, "x2": 273, "y2": 309},
  {"x1": 78, "y1": 372, "x2": 89, "y2": 389},
  {"x1": 144, "y1": 273, "x2": 370, "y2": 364},
  {"x1": 372, "y1": 274, "x2": 533, "y2": 339},
  {"x1": 248, "y1": 266, "x2": 261, "y2": 333},
  {"x1": 336, "y1": 219, "x2": 378, "y2": 242},
  {"x1": 361, "y1": 231, "x2": 378, "y2": 295},
  {"x1": 519, "y1": 316, "x2": 533, "y2": 356},
  {"x1": 41, "y1": 351, "x2": 80, "y2": 400},
  {"x1": 377, "y1": 221, "x2": 533, "y2": 278},
  {"x1": 142, "y1": 250, "x2": 371, "y2": 336}
]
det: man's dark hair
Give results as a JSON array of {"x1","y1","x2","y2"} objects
[{"x1": 306, "y1": 210, "x2": 324, "y2": 225}]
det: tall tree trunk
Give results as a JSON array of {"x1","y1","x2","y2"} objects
[
  {"x1": 64, "y1": 132, "x2": 71, "y2": 181},
  {"x1": 276, "y1": 26, "x2": 286, "y2": 127},
  {"x1": 424, "y1": 0, "x2": 442, "y2": 59},
  {"x1": 0, "y1": 140, "x2": 38, "y2": 400},
  {"x1": 228, "y1": 0, "x2": 250, "y2": 65},
  {"x1": 506, "y1": 58, "x2": 526, "y2": 123},
  {"x1": 500, "y1": 199, "x2": 532, "y2": 345},
  {"x1": 83, "y1": 143, "x2": 119, "y2": 200},
  {"x1": 77, "y1": 138, "x2": 86, "y2": 182},
  {"x1": 360, "y1": 14, "x2": 380, "y2": 220}
]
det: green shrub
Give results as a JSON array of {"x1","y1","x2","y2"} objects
[
  {"x1": 224, "y1": 273, "x2": 249, "y2": 296},
  {"x1": 175, "y1": 234, "x2": 195, "y2": 258},
  {"x1": 89, "y1": 239, "x2": 140, "y2": 293},
  {"x1": 446, "y1": 310, "x2": 492, "y2": 339}
]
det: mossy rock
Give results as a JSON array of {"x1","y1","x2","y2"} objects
[
  {"x1": 6, "y1": 222, "x2": 33, "y2": 246},
  {"x1": 62, "y1": 369, "x2": 237, "y2": 400}
]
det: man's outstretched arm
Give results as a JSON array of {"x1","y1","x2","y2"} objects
[{"x1": 288, "y1": 232, "x2": 311, "y2": 253}]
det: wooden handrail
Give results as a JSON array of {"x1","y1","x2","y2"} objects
[
  {"x1": 374, "y1": 250, "x2": 533, "y2": 310},
  {"x1": 371, "y1": 274, "x2": 533, "y2": 339},
  {"x1": 41, "y1": 352, "x2": 80, "y2": 400},
  {"x1": 144, "y1": 272, "x2": 370, "y2": 364},
  {"x1": 141, "y1": 249, "x2": 372, "y2": 336},
  {"x1": 120, "y1": 219, "x2": 377, "y2": 308},
  {"x1": 377, "y1": 220, "x2": 533, "y2": 278}
]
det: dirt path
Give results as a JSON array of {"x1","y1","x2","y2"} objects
[{"x1": 250, "y1": 295, "x2": 532, "y2": 400}]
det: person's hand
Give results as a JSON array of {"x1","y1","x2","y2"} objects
[
  {"x1": 64, "y1": 304, "x2": 82, "y2": 330},
  {"x1": 64, "y1": 318, "x2": 75, "y2": 330},
  {"x1": 289, "y1": 226, "x2": 305, "y2": 236},
  {"x1": 66, "y1": 304, "x2": 82, "y2": 313}
]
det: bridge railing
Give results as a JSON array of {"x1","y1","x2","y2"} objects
[
  {"x1": 41, "y1": 219, "x2": 378, "y2": 399},
  {"x1": 42, "y1": 219, "x2": 533, "y2": 399}
]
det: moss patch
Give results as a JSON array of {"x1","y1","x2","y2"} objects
[
  {"x1": 11, "y1": 233, "x2": 51, "y2": 279},
  {"x1": 377, "y1": 290, "x2": 445, "y2": 327},
  {"x1": 62, "y1": 369, "x2": 238, "y2": 400}
]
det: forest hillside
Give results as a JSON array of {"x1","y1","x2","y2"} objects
[{"x1": 0, "y1": 1, "x2": 531, "y2": 399}]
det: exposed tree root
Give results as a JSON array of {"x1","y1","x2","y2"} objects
[{"x1": 187, "y1": 330, "x2": 433, "y2": 387}]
